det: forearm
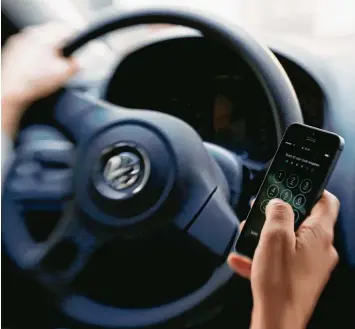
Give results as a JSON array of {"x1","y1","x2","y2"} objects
[
  {"x1": 1, "y1": 96, "x2": 24, "y2": 185},
  {"x1": 1, "y1": 95, "x2": 27, "y2": 138}
]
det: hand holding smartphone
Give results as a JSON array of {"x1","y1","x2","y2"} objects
[{"x1": 235, "y1": 123, "x2": 344, "y2": 259}]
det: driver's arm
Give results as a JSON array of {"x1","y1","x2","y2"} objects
[
  {"x1": 1, "y1": 23, "x2": 78, "y2": 181},
  {"x1": 228, "y1": 192, "x2": 340, "y2": 329}
]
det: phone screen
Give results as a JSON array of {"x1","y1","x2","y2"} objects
[{"x1": 235, "y1": 124, "x2": 343, "y2": 258}]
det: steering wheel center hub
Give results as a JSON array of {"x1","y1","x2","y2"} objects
[
  {"x1": 75, "y1": 122, "x2": 178, "y2": 226},
  {"x1": 93, "y1": 143, "x2": 150, "y2": 201}
]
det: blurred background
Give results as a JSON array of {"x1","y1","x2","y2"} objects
[
  {"x1": 3, "y1": 0, "x2": 355, "y2": 59},
  {"x1": 3, "y1": 0, "x2": 354, "y2": 85}
]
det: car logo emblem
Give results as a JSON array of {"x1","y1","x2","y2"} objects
[{"x1": 103, "y1": 152, "x2": 142, "y2": 191}]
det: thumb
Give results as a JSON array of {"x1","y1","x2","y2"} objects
[{"x1": 258, "y1": 199, "x2": 295, "y2": 252}]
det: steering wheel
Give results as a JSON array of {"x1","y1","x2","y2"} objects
[{"x1": 2, "y1": 8, "x2": 303, "y2": 328}]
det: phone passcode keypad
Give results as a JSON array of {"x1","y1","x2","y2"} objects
[
  {"x1": 267, "y1": 184, "x2": 279, "y2": 198},
  {"x1": 260, "y1": 199, "x2": 270, "y2": 213},
  {"x1": 300, "y1": 179, "x2": 312, "y2": 193},
  {"x1": 286, "y1": 174, "x2": 299, "y2": 188},
  {"x1": 259, "y1": 170, "x2": 313, "y2": 223},
  {"x1": 274, "y1": 170, "x2": 286, "y2": 183},
  {"x1": 293, "y1": 194, "x2": 306, "y2": 208}
]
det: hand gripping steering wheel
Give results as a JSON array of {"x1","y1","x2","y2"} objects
[{"x1": 2, "y1": 8, "x2": 303, "y2": 328}]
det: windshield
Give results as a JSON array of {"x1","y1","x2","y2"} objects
[
  {"x1": 70, "y1": 0, "x2": 355, "y2": 37},
  {"x1": 3, "y1": 0, "x2": 355, "y2": 59}
]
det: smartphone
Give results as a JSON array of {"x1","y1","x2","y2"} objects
[{"x1": 235, "y1": 123, "x2": 344, "y2": 259}]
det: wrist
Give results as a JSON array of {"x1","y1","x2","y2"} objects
[
  {"x1": 251, "y1": 304, "x2": 304, "y2": 329},
  {"x1": 1, "y1": 95, "x2": 28, "y2": 137}
]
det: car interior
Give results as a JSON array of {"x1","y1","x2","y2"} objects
[{"x1": 1, "y1": 2, "x2": 355, "y2": 329}]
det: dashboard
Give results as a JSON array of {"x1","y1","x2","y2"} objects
[{"x1": 105, "y1": 37, "x2": 324, "y2": 164}]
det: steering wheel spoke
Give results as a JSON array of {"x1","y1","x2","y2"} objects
[
  {"x1": 11, "y1": 171, "x2": 73, "y2": 208},
  {"x1": 35, "y1": 209, "x2": 108, "y2": 288},
  {"x1": 187, "y1": 188, "x2": 239, "y2": 264},
  {"x1": 9, "y1": 140, "x2": 75, "y2": 210},
  {"x1": 55, "y1": 90, "x2": 120, "y2": 143},
  {"x1": 10, "y1": 204, "x2": 106, "y2": 290}
]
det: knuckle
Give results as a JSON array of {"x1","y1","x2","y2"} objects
[
  {"x1": 330, "y1": 247, "x2": 339, "y2": 268},
  {"x1": 263, "y1": 225, "x2": 291, "y2": 245},
  {"x1": 323, "y1": 229, "x2": 334, "y2": 245},
  {"x1": 7, "y1": 34, "x2": 20, "y2": 44},
  {"x1": 302, "y1": 223, "x2": 333, "y2": 245},
  {"x1": 298, "y1": 224, "x2": 318, "y2": 242},
  {"x1": 331, "y1": 194, "x2": 340, "y2": 211},
  {"x1": 324, "y1": 191, "x2": 340, "y2": 212},
  {"x1": 23, "y1": 25, "x2": 37, "y2": 35}
]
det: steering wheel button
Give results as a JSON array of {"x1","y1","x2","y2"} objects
[
  {"x1": 34, "y1": 147, "x2": 74, "y2": 167},
  {"x1": 15, "y1": 161, "x2": 41, "y2": 177},
  {"x1": 41, "y1": 169, "x2": 73, "y2": 182}
]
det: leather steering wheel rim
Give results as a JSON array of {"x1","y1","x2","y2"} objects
[{"x1": 3, "y1": 8, "x2": 303, "y2": 329}]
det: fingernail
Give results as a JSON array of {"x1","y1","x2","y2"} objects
[
  {"x1": 266, "y1": 198, "x2": 285, "y2": 211},
  {"x1": 268, "y1": 198, "x2": 284, "y2": 206}
]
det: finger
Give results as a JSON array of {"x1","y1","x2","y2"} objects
[
  {"x1": 50, "y1": 58, "x2": 79, "y2": 84},
  {"x1": 227, "y1": 252, "x2": 252, "y2": 279},
  {"x1": 25, "y1": 23, "x2": 77, "y2": 48},
  {"x1": 239, "y1": 220, "x2": 246, "y2": 231},
  {"x1": 27, "y1": 22, "x2": 77, "y2": 37},
  {"x1": 297, "y1": 191, "x2": 339, "y2": 245},
  {"x1": 259, "y1": 198, "x2": 295, "y2": 250},
  {"x1": 250, "y1": 198, "x2": 255, "y2": 207},
  {"x1": 306, "y1": 190, "x2": 339, "y2": 227}
]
